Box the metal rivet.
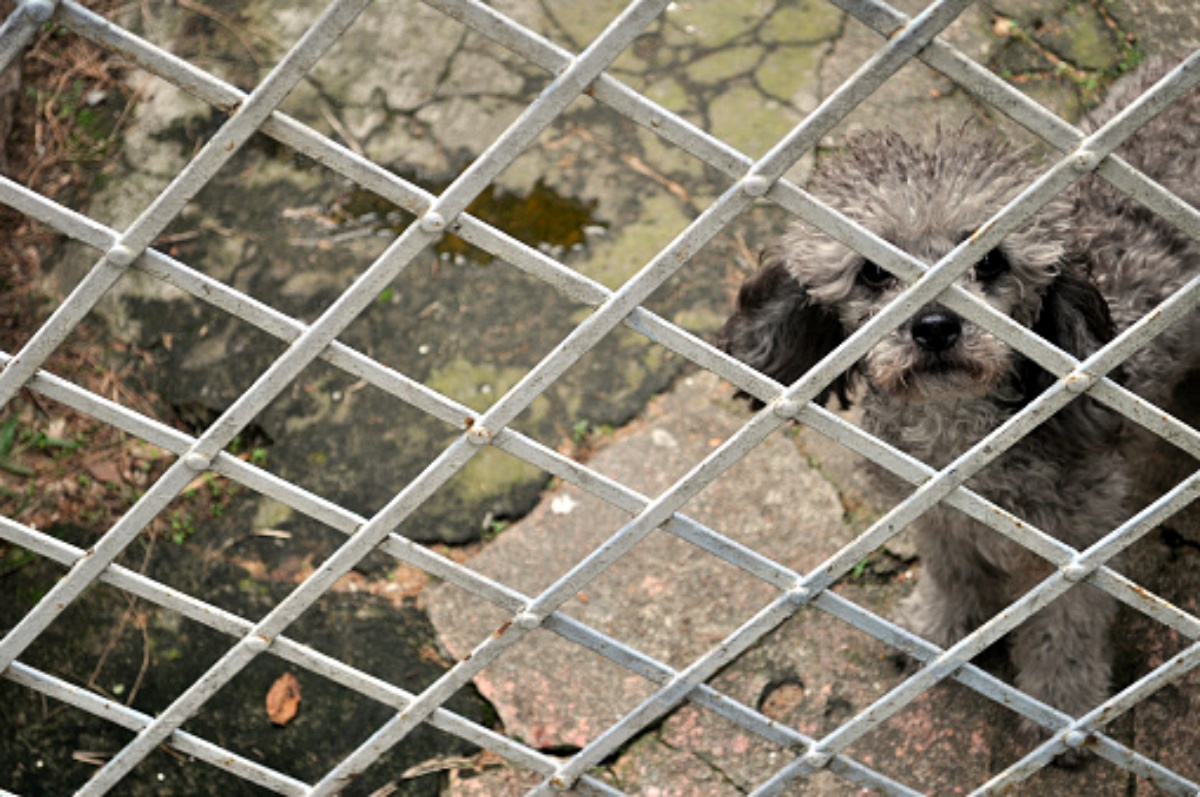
[21,0,56,23]
[1064,371,1095,394]
[514,611,541,630]
[1064,729,1087,748]
[106,244,137,267]
[1072,148,1102,173]
[787,584,814,605]
[802,747,832,769]
[466,426,491,446]
[245,635,271,653]
[741,175,771,197]
[1062,562,1089,582]
[184,452,210,471]
[419,211,446,233]
[772,397,801,419]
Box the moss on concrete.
[709,84,797,159]
[690,45,762,84]
[581,191,694,290]
[756,44,825,103]
[760,0,844,44]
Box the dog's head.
[720,128,1115,410]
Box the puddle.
[329,176,604,264]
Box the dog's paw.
[1017,720,1092,769]
[1052,746,1088,769]
[888,650,920,675]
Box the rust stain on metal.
[969,221,995,242]
[464,417,475,429]
[493,620,513,637]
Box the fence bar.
[3,0,1199,793]
[74,2,680,792]
[53,0,1200,465]
[755,467,1200,795]
[834,0,1200,245]
[3,663,312,796]
[0,0,375,679]
[973,640,1200,795]
[0,0,57,74]
[4,348,1176,792]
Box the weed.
[1,547,37,577]
[483,518,510,540]
[0,417,33,477]
[168,510,196,545]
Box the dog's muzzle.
[911,309,962,353]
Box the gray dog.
[720,64,1199,758]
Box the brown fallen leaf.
[86,458,124,485]
[266,671,302,726]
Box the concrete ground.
[425,373,1200,795]
[415,1,1200,794]
[5,0,1199,794]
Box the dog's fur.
[720,63,1200,751]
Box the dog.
[719,63,1200,760]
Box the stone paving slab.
[428,368,1200,795]
[425,372,853,752]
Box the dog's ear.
[1030,262,1116,361]
[1020,262,1122,450]
[718,245,852,409]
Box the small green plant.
[31,430,82,453]
[251,447,269,466]
[483,518,509,540]
[571,419,592,444]
[1,546,36,577]
[168,510,196,544]
[0,417,32,476]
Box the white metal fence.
[1,0,1199,794]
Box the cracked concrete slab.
[17,0,1200,793]
[425,371,854,752]
[429,371,1200,796]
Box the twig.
[318,96,365,157]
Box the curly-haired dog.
[720,64,1200,757]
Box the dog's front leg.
[1010,582,1117,763]
[901,520,1010,647]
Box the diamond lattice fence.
[2,0,1200,795]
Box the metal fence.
[1,0,1199,794]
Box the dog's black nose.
[911,311,962,352]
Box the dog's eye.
[974,249,1009,281]
[858,261,894,288]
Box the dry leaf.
[266,671,302,726]
[86,458,124,485]
[400,755,477,779]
